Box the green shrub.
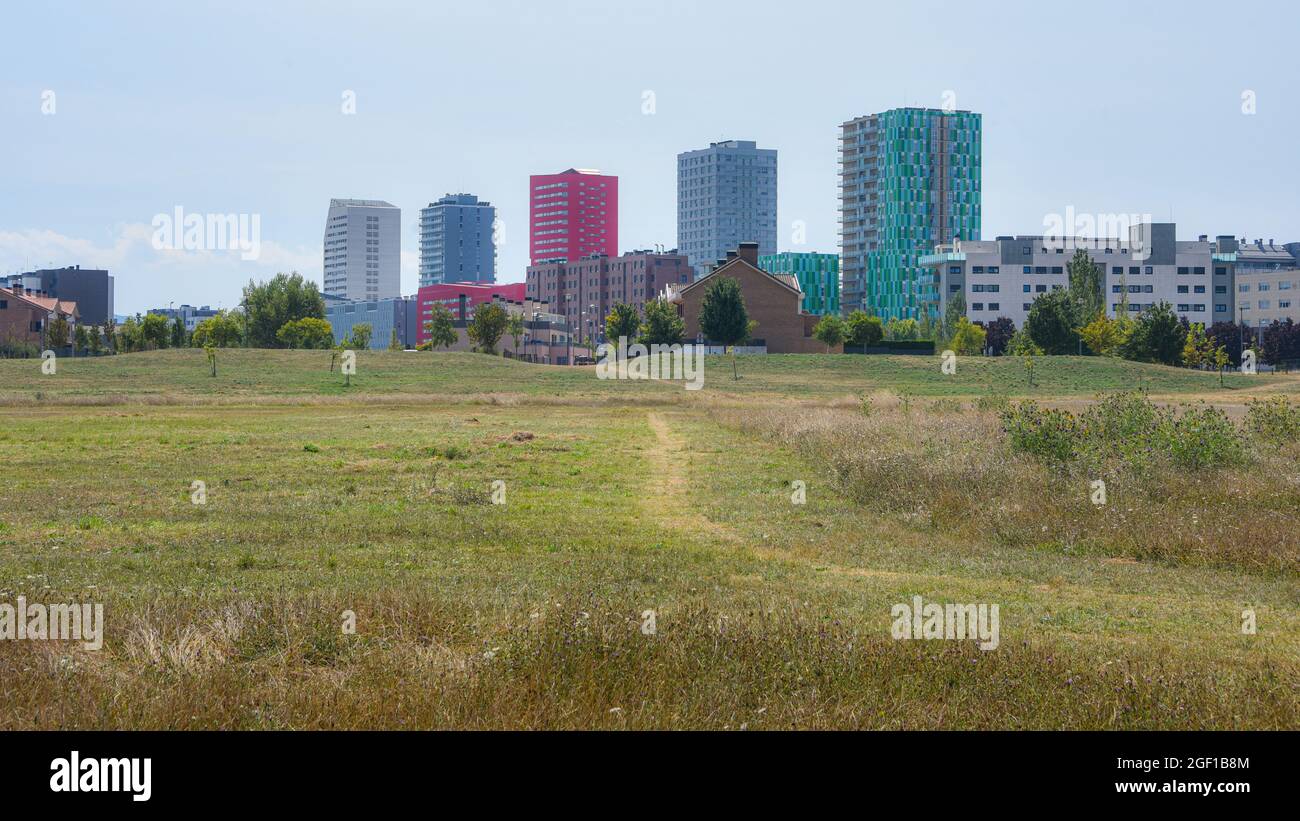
[1159,405,1248,469]
[1004,392,1249,471]
[1245,396,1300,443]
[1000,402,1077,464]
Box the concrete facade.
[677,140,777,278]
[922,223,1232,328]
[1216,236,1300,327]
[323,199,401,301]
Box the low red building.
[414,281,526,345]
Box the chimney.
[737,242,759,265]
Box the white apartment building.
[922,223,1233,328]
[323,198,401,301]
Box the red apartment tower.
[529,168,618,264]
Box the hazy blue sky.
[3,0,1297,315]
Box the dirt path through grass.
[644,412,741,544]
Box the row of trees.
[604,298,689,346]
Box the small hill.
[0,348,1292,405]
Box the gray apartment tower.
[677,140,777,279]
[419,193,497,286]
[323,199,401,301]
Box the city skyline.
[3,0,1298,315]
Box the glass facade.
[840,108,981,321]
[419,194,497,287]
[759,252,840,316]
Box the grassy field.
[2,348,1295,404]
[0,350,1296,729]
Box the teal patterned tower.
[839,108,981,321]
[759,251,840,316]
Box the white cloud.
[0,224,320,315]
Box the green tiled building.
[839,108,981,321]
[759,251,840,316]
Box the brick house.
[665,243,838,353]
[0,285,79,350]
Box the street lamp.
[1239,305,1246,362]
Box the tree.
[942,293,967,344]
[506,312,525,357]
[191,310,244,348]
[348,322,373,350]
[43,314,71,351]
[1007,327,1044,356]
[466,302,508,355]
[241,272,325,348]
[698,277,751,380]
[604,302,641,346]
[1120,302,1186,365]
[1182,322,1213,368]
[117,316,142,353]
[1067,249,1104,323]
[1259,319,1300,365]
[949,317,987,355]
[170,315,186,348]
[388,328,402,351]
[1207,321,1252,367]
[276,317,335,349]
[1213,343,1230,386]
[423,304,457,350]
[917,312,937,342]
[1079,313,1125,356]
[1024,289,1079,354]
[639,298,685,346]
[140,313,171,350]
[983,317,1015,356]
[885,317,920,341]
[845,310,884,348]
[87,325,103,356]
[74,324,89,356]
[812,315,846,352]
[204,344,217,377]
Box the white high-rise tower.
[323,198,401,301]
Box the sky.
[3,0,1298,316]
